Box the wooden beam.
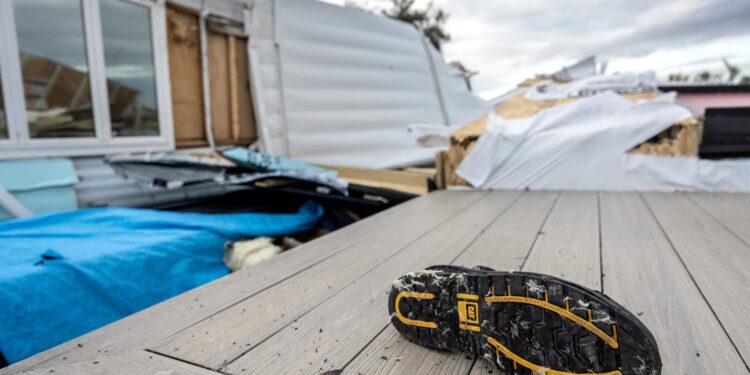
[228,35,240,141]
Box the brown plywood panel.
[208,33,256,146]
[208,31,231,143]
[166,5,206,147]
[234,37,257,143]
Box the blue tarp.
[222,148,336,175]
[0,203,323,363]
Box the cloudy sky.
[323,0,750,99]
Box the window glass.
[0,76,7,138]
[13,0,95,138]
[101,0,159,137]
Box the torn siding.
[251,0,490,167]
[73,157,239,209]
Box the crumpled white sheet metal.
[457,91,750,192]
[526,72,658,101]
[249,0,490,168]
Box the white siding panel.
[251,0,489,167]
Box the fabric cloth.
[0,203,322,363]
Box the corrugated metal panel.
[73,157,241,208]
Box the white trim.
[150,0,176,150]
[199,8,216,148]
[0,0,175,160]
[244,6,271,153]
[83,0,111,144]
[0,1,15,144]
[0,185,32,218]
[271,0,291,156]
[0,0,28,144]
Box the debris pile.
[433,72,750,192]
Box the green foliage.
[694,70,713,82]
[667,73,690,82]
[382,0,451,51]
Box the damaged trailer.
[0,0,488,212]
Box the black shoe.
[388,265,660,375]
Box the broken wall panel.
[167,4,207,148]
[251,0,489,167]
[208,32,257,146]
[167,3,256,148]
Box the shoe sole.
[388,268,661,375]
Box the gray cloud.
[328,0,750,97]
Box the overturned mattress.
[0,203,322,364]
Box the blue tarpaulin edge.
[0,202,323,363]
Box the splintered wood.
[436,92,703,188]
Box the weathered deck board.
[346,192,559,374]
[467,191,601,375]
[8,191,750,375]
[522,191,601,289]
[150,192,483,369]
[687,193,750,245]
[223,191,522,374]
[643,193,750,368]
[17,351,219,375]
[601,193,747,373]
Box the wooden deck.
[5,191,750,374]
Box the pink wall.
[673,92,750,114]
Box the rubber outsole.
[388,266,661,375]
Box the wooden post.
[228,35,240,141]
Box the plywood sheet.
[167,6,206,147]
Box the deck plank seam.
[447,191,526,265]
[518,191,562,271]
[463,357,479,375]
[339,323,391,372]
[143,349,228,374]
[597,193,604,293]
[638,192,750,373]
[149,235,373,349]
[685,193,750,251]
[466,191,563,374]
[214,192,491,371]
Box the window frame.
[0,0,174,159]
